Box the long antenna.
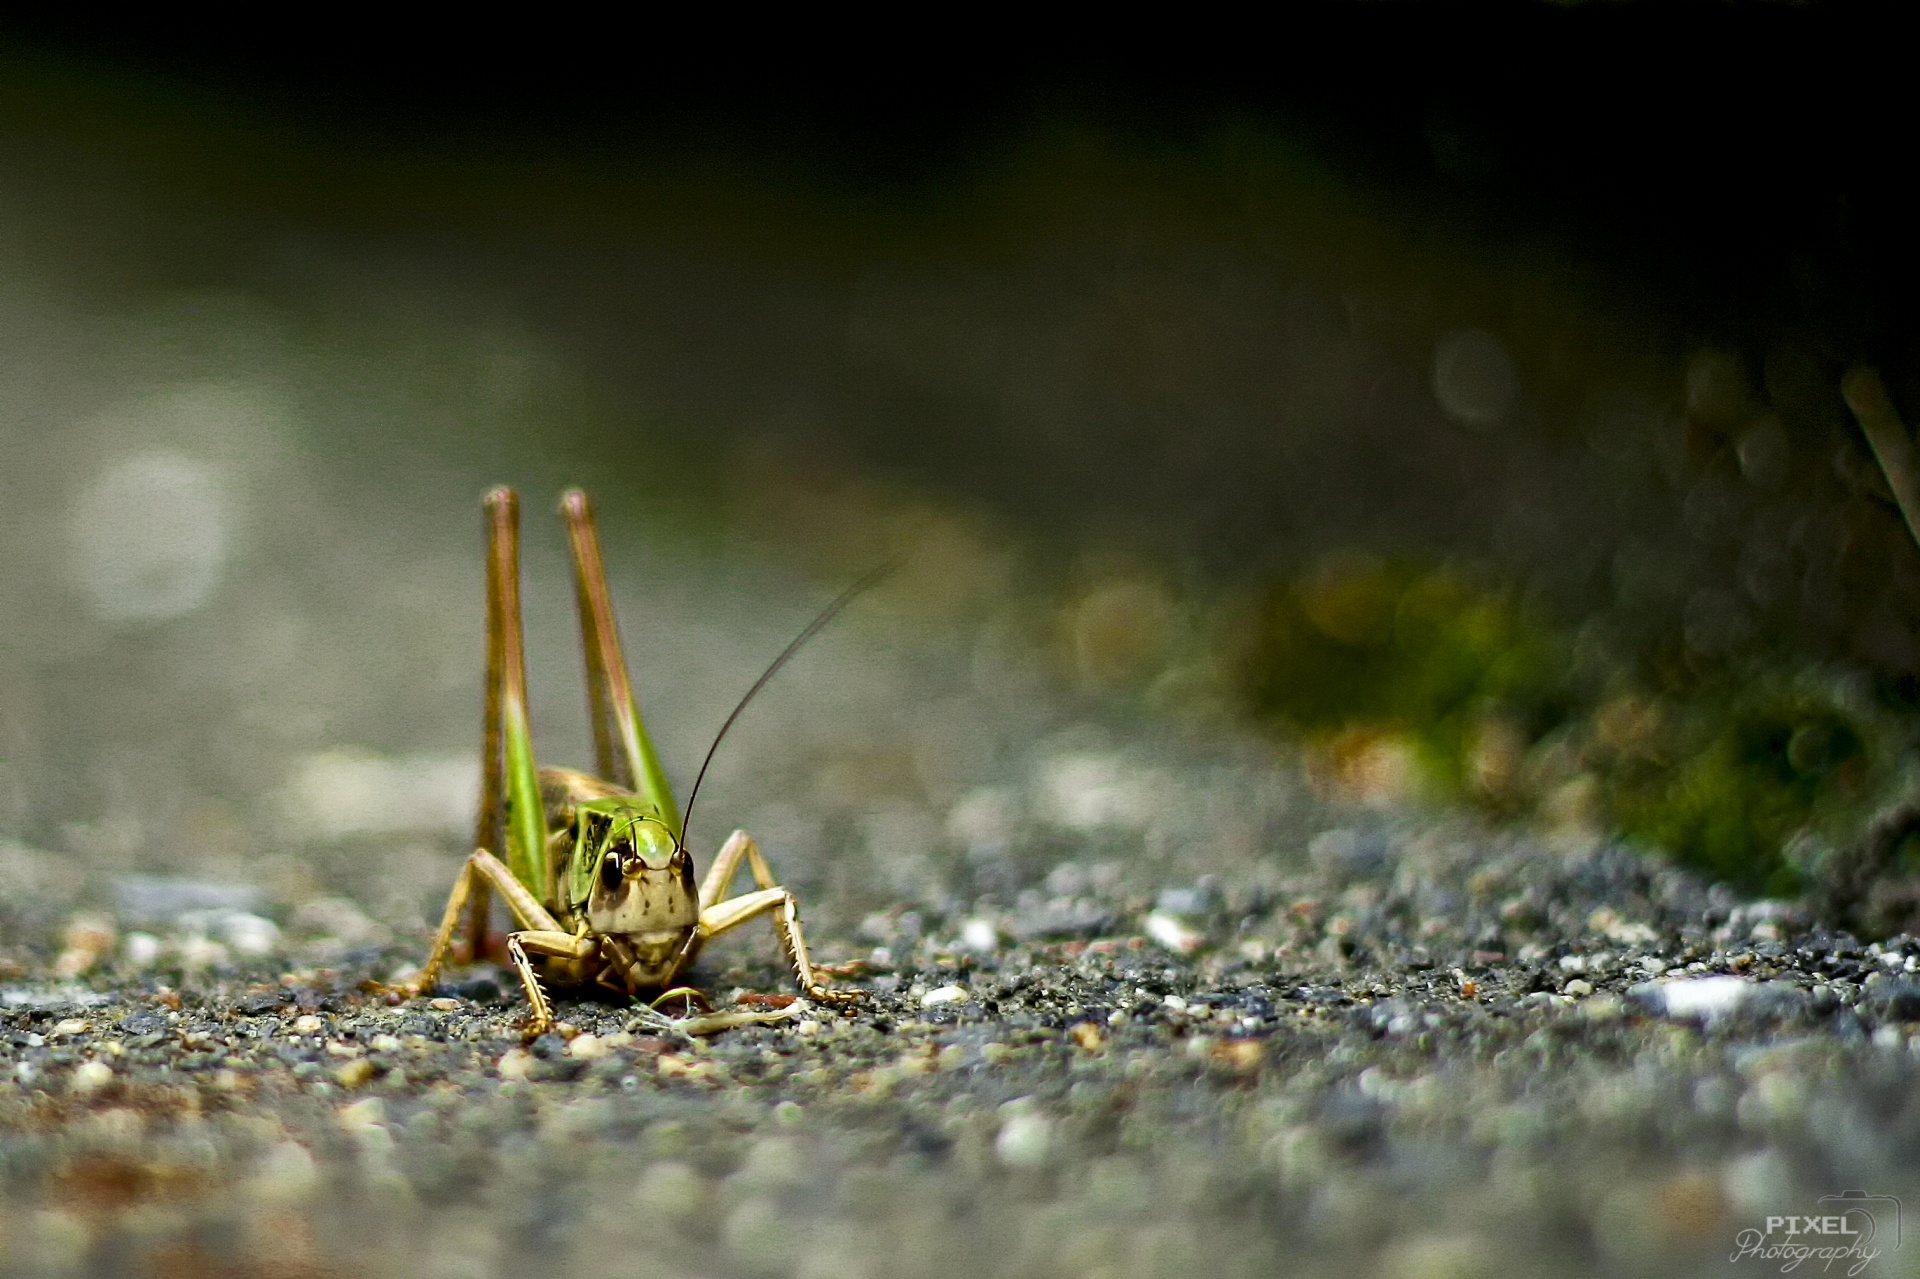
[678,560,897,852]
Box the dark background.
[10,2,1913,574]
[4,3,1918,909]
[11,3,1911,360]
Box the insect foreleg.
[406,849,569,998]
[698,828,779,907]
[697,831,860,1006]
[507,929,599,1037]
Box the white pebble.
[995,1112,1052,1169]
[71,1061,114,1093]
[291,1014,325,1035]
[219,912,281,957]
[1646,975,1751,1021]
[177,935,229,969]
[960,918,1000,953]
[123,933,163,968]
[566,1033,608,1060]
[497,1048,535,1081]
[920,984,968,1008]
[1145,911,1204,955]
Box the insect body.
[403,487,860,1033]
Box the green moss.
[1605,686,1876,895]
[1236,554,1569,797]
[1232,553,1899,894]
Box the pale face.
[580,813,700,982]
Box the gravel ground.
[8,808,1920,1279]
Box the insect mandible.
[400,487,868,1034]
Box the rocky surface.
[7,825,1920,1278]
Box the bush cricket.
[400,487,869,1034]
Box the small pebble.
[249,1143,320,1205]
[1564,979,1594,998]
[634,1161,705,1220]
[1209,1039,1265,1076]
[337,1097,387,1131]
[334,1058,377,1088]
[960,918,1000,953]
[1583,994,1625,1021]
[219,912,281,956]
[292,1015,326,1035]
[54,913,117,978]
[1646,975,1750,1020]
[497,1049,535,1081]
[995,1111,1052,1169]
[1145,911,1205,955]
[70,1061,114,1093]
[567,1033,608,1060]
[921,984,968,1008]
[178,936,231,969]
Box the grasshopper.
[402,487,864,1034]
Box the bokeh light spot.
[67,453,231,623]
[1431,329,1518,428]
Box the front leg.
[406,848,582,1033]
[508,929,598,1037]
[698,831,862,1005]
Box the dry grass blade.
[1845,365,1920,548]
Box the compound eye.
[599,852,623,892]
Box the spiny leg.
[698,830,861,1005]
[696,827,774,906]
[406,849,567,997]
[560,489,681,834]
[508,928,598,1037]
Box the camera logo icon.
[1818,1191,1902,1251]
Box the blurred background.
[4,4,1920,951]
